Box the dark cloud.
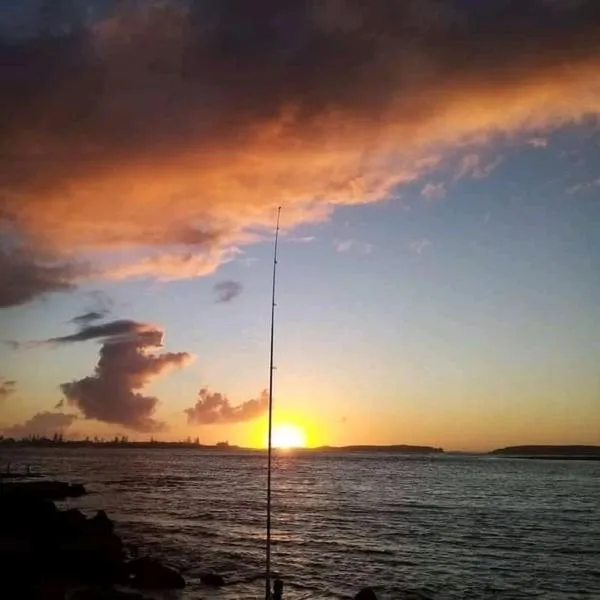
[214,280,243,303]
[0,1,599,290]
[49,319,157,345]
[69,290,113,325]
[1,411,77,438]
[0,247,82,308]
[70,310,108,326]
[60,321,193,431]
[185,388,269,425]
[0,377,16,401]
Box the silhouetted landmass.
[490,445,600,460]
[0,436,238,450]
[0,436,443,453]
[307,445,444,454]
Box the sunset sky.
[1,1,599,451]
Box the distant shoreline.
[489,445,600,460]
[0,439,444,454]
[2,441,599,459]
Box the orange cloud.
[185,388,269,425]
[1,1,600,302]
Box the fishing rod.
[265,206,282,600]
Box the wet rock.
[201,572,225,587]
[127,557,185,589]
[355,588,378,600]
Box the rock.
[1,481,87,501]
[58,531,125,584]
[0,497,57,534]
[201,572,225,587]
[355,588,378,600]
[127,557,185,589]
[273,578,284,600]
[70,483,87,497]
[70,588,148,600]
[61,509,87,534]
[87,510,114,536]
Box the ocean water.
[1,448,599,600]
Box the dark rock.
[273,578,284,600]
[61,508,87,534]
[355,588,378,600]
[1,481,86,501]
[201,572,225,587]
[0,497,57,533]
[127,557,185,589]
[58,529,125,584]
[70,483,87,497]
[88,510,114,535]
[70,588,148,600]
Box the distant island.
[0,435,443,454]
[304,445,443,454]
[490,445,600,460]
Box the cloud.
[1,1,600,301]
[213,280,243,303]
[70,291,113,326]
[335,240,354,253]
[421,183,447,201]
[49,319,158,345]
[290,235,316,243]
[70,310,108,326]
[185,388,269,425]
[528,137,549,148]
[455,154,503,180]
[103,245,240,281]
[0,377,16,401]
[334,239,373,254]
[409,239,432,255]
[1,412,77,439]
[0,247,83,308]
[59,320,194,431]
[566,177,600,194]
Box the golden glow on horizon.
[268,423,307,449]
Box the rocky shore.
[0,479,193,600]
[1,478,380,600]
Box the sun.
[270,424,307,449]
